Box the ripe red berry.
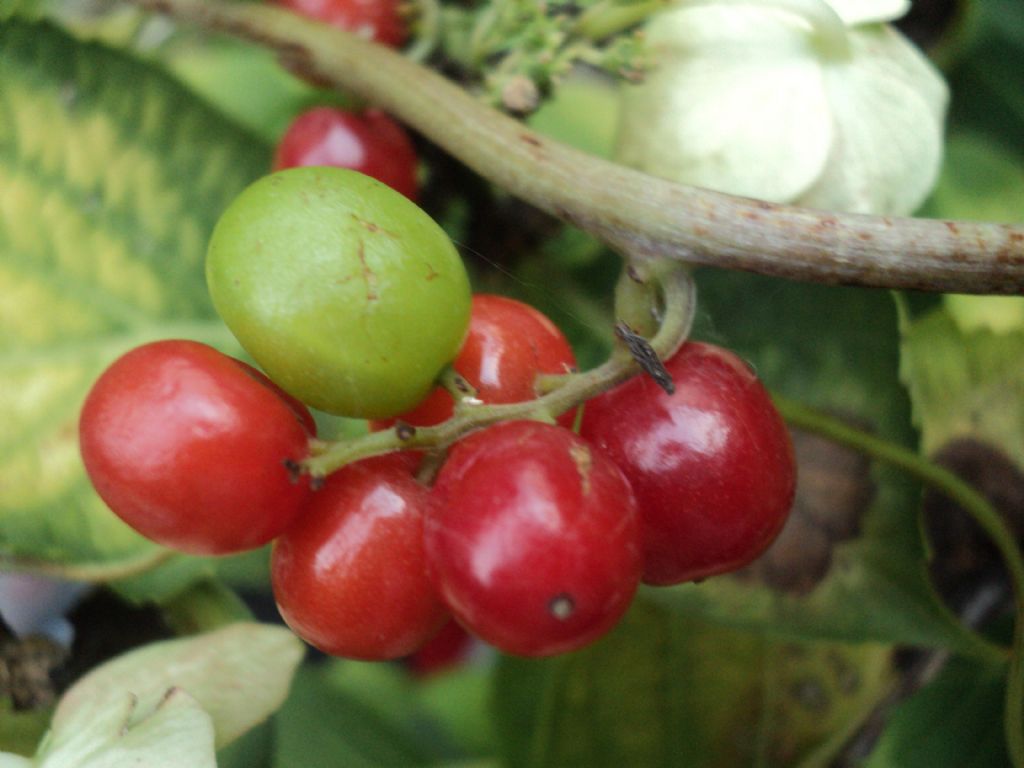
[274,0,407,48]
[377,294,577,430]
[272,107,419,201]
[79,340,314,555]
[580,342,796,585]
[271,455,448,660]
[232,359,318,436]
[426,421,641,657]
[405,619,478,677]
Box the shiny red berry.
[274,0,407,48]
[272,456,448,660]
[405,619,478,677]
[272,107,418,201]
[426,421,641,657]
[580,342,796,585]
[377,294,577,430]
[79,340,314,555]
[232,359,318,436]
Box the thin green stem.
[467,0,502,66]
[534,371,575,395]
[614,261,665,338]
[161,579,255,635]
[573,0,666,40]
[405,0,442,61]
[777,396,1024,767]
[124,0,1024,294]
[303,264,696,476]
[0,547,178,583]
[438,364,479,403]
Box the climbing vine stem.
[125,0,1024,294]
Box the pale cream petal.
[825,0,911,25]
[617,5,833,202]
[798,24,948,215]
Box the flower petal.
[825,0,911,25]
[798,24,948,215]
[616,5,833,202]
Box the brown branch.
[133,0,1023,294]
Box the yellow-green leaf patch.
[0,21,267,584]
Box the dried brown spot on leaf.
[924,437,1024,616]
[742,423,875,595]
[1,633,68,710]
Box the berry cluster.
[78,101,796,661]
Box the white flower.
[615,0,948,215]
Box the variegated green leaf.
[495,601,894,768]
[45,623,302,755]
[40,689,217,768]
[0,21,268,580]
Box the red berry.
[273,107,419,201]
[426,421,641,657]
[580,342,796,585]
[79,340,314,555]
[271,456,448,660]
[232,359,318,436]
[376,294,577,430]
[274,0,407,48]
[405,619,478,677]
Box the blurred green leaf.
[0,702,49,757]
[647,273,986,655]
[158,579,254,636]
[47,623,302,754]
[944,294,1024,335]
[946,0,1024,144]
[161,37,339,145]
[414,664,496,758]
[0,1,41,20]
[273,661,476,768]
[865,656,1009,768]
[32,0,147,49]
[527,73,620,160]
[109,555,216,605]
[0,21,268,597]
[217,721,274,768]
[901,308,1024,464]
[898,299,1024,766]
[920,132,1024,224]
[213,547,273,592]
[494,601,893,768]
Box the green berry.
[206,167,471,419]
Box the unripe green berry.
[206,167,471,419]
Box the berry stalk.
[302,263,696,477]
